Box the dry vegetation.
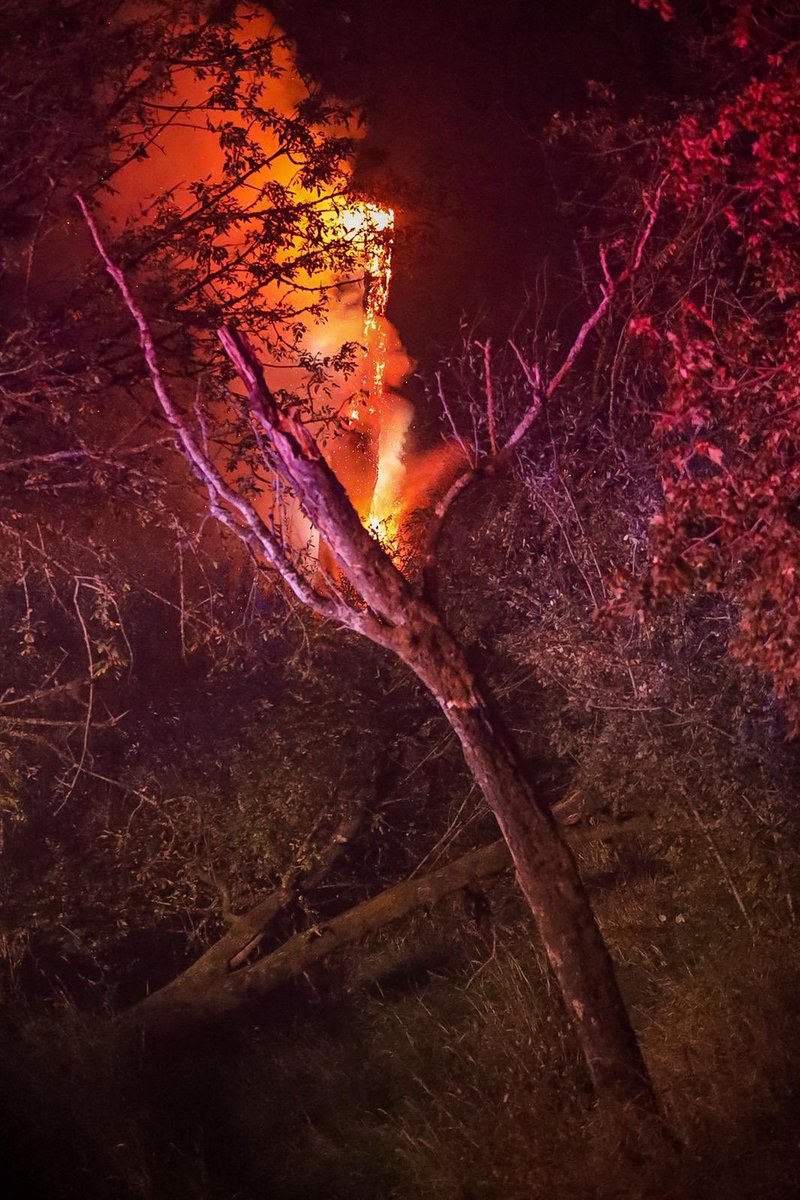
[2,793,799,1199]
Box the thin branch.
[76,194,344,625]
[505,340,543,451]
[477,338,498,456]
[0,441,171,475]
[436,370,475,469]
[682,794,753,931]
[53,581,95,812]
[424,179,667,589]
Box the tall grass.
[2,800,799,1199]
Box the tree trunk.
[74,228,658,1115]
[391,599,656,1112]
[210,324,658,1115]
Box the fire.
[341,200,394,396]
[102,4,419,564]
[334,201,413,551]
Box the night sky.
[273,0,683,355]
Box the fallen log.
[124,805,365,1030]
[124,810,661,1039]
[126,840,512,1036]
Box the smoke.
[103,3,418,540]
[101,2,456,556]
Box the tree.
[3,0,691,1120]
[0,0,365,811]
[5,0,799,1167]
[78,186,663,1114]
[582,6,800,734]
[538,2,800,736]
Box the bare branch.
[476,338,498,456]
[505,340,543,451]
[436,370,476,469]
[0,441,170,475]
[424,179,667,585]
[75,194,344,624]
[0,678,82,709]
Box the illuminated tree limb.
[76,194,347,627]
[81,198,659,1115]
[422,178,667,599]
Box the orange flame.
[101,5,460,571]
[336,203,413,549]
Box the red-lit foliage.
[636,33,800,726]
[631,0,675,21]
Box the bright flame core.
[337,202,411,552]
[335,200,395,394]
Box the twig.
[53,581,95,812]
[436,370,476,469]
[476,339,498,456]
[682,794,753,931]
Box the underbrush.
[2,803,799,1200]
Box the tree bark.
[388,600,656,1111]
[215,327,658,1114]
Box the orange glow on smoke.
[103,4,456,566]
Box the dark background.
[271,0,687,355]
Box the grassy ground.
[2,800,799,1199]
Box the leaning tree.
[3,0,674,1117]
[78,173,666,1113]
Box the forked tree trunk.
[389,599,655,1111]
[76,207,658,1118]
[212,328,657,1113]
